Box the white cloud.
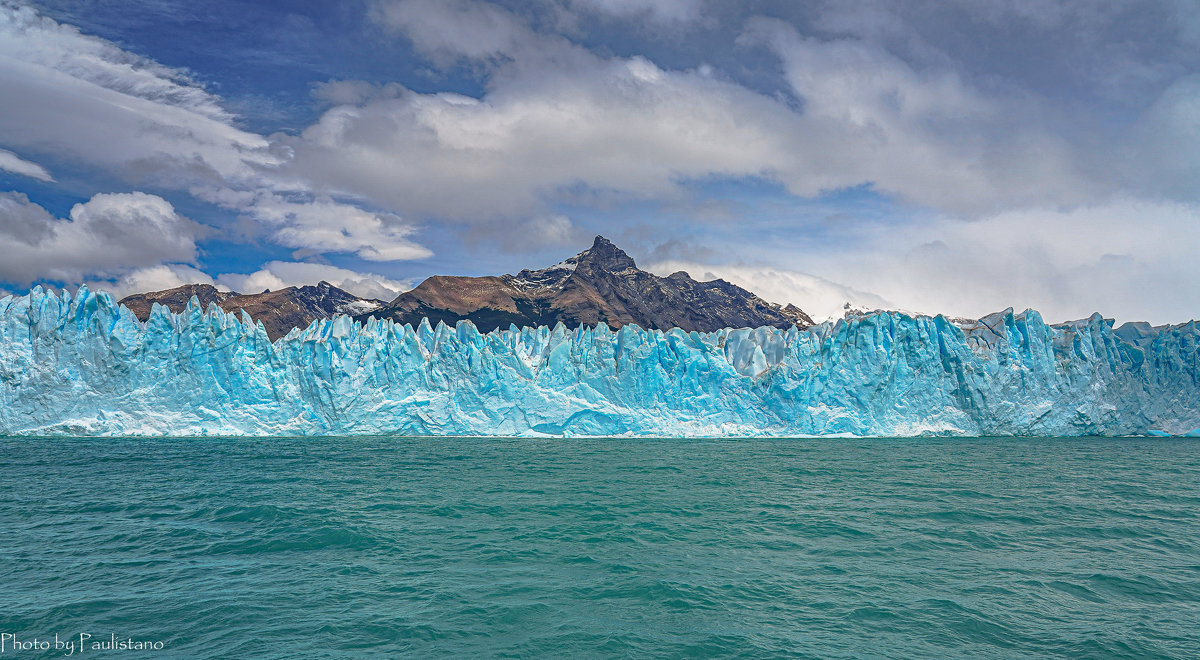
[522,214,578,246]
[0,4,432,263]
[81,261,410,303]
[478,213,583,252]
[283,56,806,220]
[652,197,1200,325]
[94,264,220,300]
[217,261,411,301]
[236,193,432,261]
[571,0,703,24]
[298,1,1111,224]
[0,190,55,244]
[0,191,203,284]
[781,199,1200,325]
[744,18,1099,215]
[354,1,1200,221]
[0,4,275,188]
[645,260,895,322]
[0,148,52,181]
[311,79,405,107]
[371,0,533,63]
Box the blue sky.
[1,0,1198,322]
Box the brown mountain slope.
[119,281,382,340]
[119,284,237,321]
[361,236,814,332]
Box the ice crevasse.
[1,286,1198,437]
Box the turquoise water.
[1,437,1199,658]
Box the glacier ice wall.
[1,286,1198,437]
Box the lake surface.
[1,436,1198,658]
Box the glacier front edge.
[1,286,1198,437]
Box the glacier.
[1,285,1198,437]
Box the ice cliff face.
[2,286,1198,437]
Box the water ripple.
[1,436,1198,658]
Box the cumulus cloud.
[0,191,204,284]
[237,193,432,261]
[282,55,807,220]
[217,261,411,301]
[95,264,221,300]
[0,148,52,181]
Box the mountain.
[120,281,382,340]
[363,236,814,332]
[118,237,813,337]
[118,283,238,318]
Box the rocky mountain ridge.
[364,236,815,332]
[118,236,817,338]
[120,281,382,340]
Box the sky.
[0,0,1197,323]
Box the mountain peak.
[578,234,636,271]
[370,235,814,332]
